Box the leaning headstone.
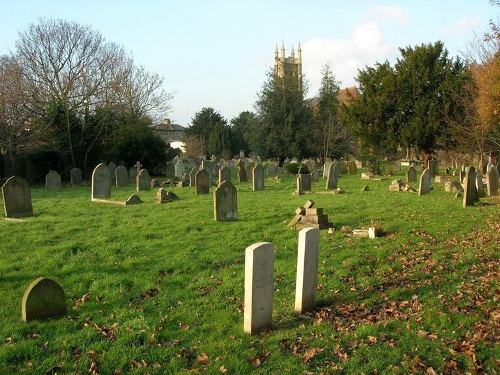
[463,166,479,207]
[244,242,274,334]
[22,277,66,322]
[92,163,111,200]
[295,227,320,314]
[348,161,357,175]
[213,181,237,221]
[115,165,129,187]
[237,161,248,183]
[218,165,231,186]
[136,169,151,192]
[195,169,210,195]
[2,176,33,218]
[108,162,117,185]
[406,166,417,183]
[326,162,338,190]
[487,165,499,196]
[252,164,264,191]
[418,169,431,196]
[70,167,83,185]
[45,170,61,191]
[156,188,179,204]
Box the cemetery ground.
[1,168,500,374]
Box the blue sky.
[0,0,497,126]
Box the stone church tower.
[274,42,302,90]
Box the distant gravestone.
[125,194,143,205]
[428,160,438,177]
[165,162,175,178]
[326,162,338,190]
[487,165,499,196]
[295,228,319,314]
[463,166,479,207]
[246,163,255,181]
[175,159,185,179]
[22,277,66,322]
[2,176,33,218]
[323,160,332,179]
[45,170,61,191]
[407,166,417,183]
[70,168,83,185]
[244,242,274,334]
[348,161,357,175]
[136,169,151,192]
[213,181,237,221]
[476,172,486,198]
[115,166,129,187]
[156,188,178,204]
[311,169,320,183]
[189,165,199,187]
[267,162,278,177]
[133,161,142,177]
[395,160,402,172]
[108,162,117,184]
[298,174,312,192]
[418,169,431,196]
[338,161,348,175]
[92,163,111,200]
[218,165,231,185]
[195,169,210,195]
[252,164,264,191]
[238,162,248,183]
[129,166,137,180]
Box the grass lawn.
[1,167,499,374]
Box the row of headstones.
[19,227,320,334]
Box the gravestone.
[237,161,248,183]
[338,161,348,175]
[418,169,431,196]
[325,162,338,190]
[295,227,319,314]
[348,161,357,175]
[22,277,66,322]
[115,165,129,187]
[298,174,312,192]
[244,242,274,334]
[395,160,402,172]
[311,169,320,183]
[195,169,210,195]
[189,165,199,187]
[463,166,479,207]
[91,163,111,200]
[252,164,264,191]
[165,162,175,178]
[108,162,117,184]
[45,170,61,191]
[2,176,33,218]
[487,165,499,196]
[129,166,137,180]
[267,162,278,177]
[428,160,438,177]
[476,172,485,198]
[175,159,185,179]
[407,166,417,183]
[156,188,178,204]
[136,169,151,192]
[218,166,231,185]
[69,167,82,185]
[246,163,255,181]
[213,181,237,221]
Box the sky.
[0,0,497,127]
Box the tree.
[254,69,313,164]
[342,61,399,167]
[230,111,260,156]
[183,107,227,156]
[207,124,232,159]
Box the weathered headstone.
[428,160,438,177]
[92,163,111,200]
[418,169,431,196]
[237,161,248,183]
[325,162,338,190]
[213,181,237,221]
[348,161,357,175]
[175,159,185,179]
[298,174,312,192]
[136,169,151,192]
[295,227,319,314]
[195,169,210,195]
[218,165,231,185]
[311,169,320,183]
[463,166,479,207]
[69,167,82,185]
[244,242,274,334]
[115,165,129,187]
[45,170,61,191]
[156,188,178,204]
[189,165,199,187]
[125,194,143,205]
[407,166,417,183]
[165,162,175,178]
[267,162,278,177]
[22,277,66,322]
[476,172,485,198]
[252,164,264,191]
[2,176,33,218]
[487,165,499,196]
[246,163,255,181]
[395,160,402,172]
[129,166,137,180]
[108,162,117,184]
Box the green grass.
[1,168,500,374]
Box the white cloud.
[302,22,396,96]
[363,5,411,23]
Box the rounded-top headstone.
[22,277,66,322]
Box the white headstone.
[295,228,319,314]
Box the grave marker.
[237,161,248,183]
[252,164,264,191]
[213,181,237,221]
[2,176,33,218]
[45,170,61,191]
[115,165,129,187]
[487,165,499,196]
[136,169,151,192]
[218,165,231,185]
[108,162,117,184]
[418,169,431,196]
[463,166,479,207]
[22,277,66,322]
[244,242,274,334]
[196,169,210,195]
[325,162,338,190]
[295,228,320,314]
[70,167,82,185]
[407,166,417,183]
[91,163,111,200]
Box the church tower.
[274,42,302,90]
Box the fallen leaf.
[130,359,141,368]
[4,337,12,344]
[247,356,261,368]
[426,367,437,375]
[198,353,210,365]
[219,365,228,373]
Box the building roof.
[305,86,360,107]
[153,119,185,132]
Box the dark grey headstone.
[196,169,210,195]
[463,166,479,207]
[326,162,338,190]
[407,166,417,183]
[125,194,143,205]
[238,161,248,183]
[2,176,33,218]
[108,162,117,184]
[22,277,66,322]
[70,168,83,185]
[45,170,61,191]
[218,166,231,185]
[418,169,431,196]
[298,174,312,192]
[213,181,237,221]
[136,169,151,192]
[115,166,129,187]
[487,166,498,196]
